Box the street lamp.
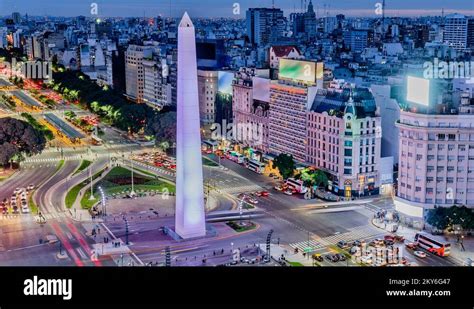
[88,164,95,201]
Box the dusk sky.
[1,0,473,18]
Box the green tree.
[273,154,295,180]
[426,206,474,231]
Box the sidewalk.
[371,218,473,264]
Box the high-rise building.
[467,18,474,50]
[125,44,153,103]
[307,88,381,198]
[12,12,21,24]
[246,8,285,46]
[344,30,369,53]
[175,12,206,239]
[443,13,468,52]
[197,69,218,125]
[268,59,320,162]
[232,67,271,154]
[290,0,317,39]
[143,55,172,109]
[0,28,7,49]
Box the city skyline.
[1,0,473,18]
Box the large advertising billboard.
[218,71,234,95]
[407,76,430,106]
[279,59,318,83]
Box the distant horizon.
[1,0,473,18]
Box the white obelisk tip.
[179,12,193,28]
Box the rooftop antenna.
[382,0,386,25]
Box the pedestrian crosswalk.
[289,239,326,252]
[217,184,262,194]
[289,225,386,251]
[321,225,385,245]
[133,161,175,177]
[41,212,67,220]
[24,153,111,163]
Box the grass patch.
[65,166,107,209]
[21,113,54,140]
[226,221,256,233]
[56,159,64,172]
[73,160,92,175]
[79,166,176,210]
[28,191,38,214]
[203,157,219,167]
[288,261,304,267]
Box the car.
[360,256,373,264]
[21,206,29,214]
[12,206,19,214]
[394,235,405,242]
[274,185,284,191]
[245,197,258,204]
[240,257,249,263]
[352,240,362,247]
[384,235,395,241]
[255,191,269,197]
[283,189,293,196]
[384,239,395,246]
[336,253,347,261]
[312,254,323,262]
[405,242,417,250]
[325,254,333,261]
[401,257,408,265]
[349,246,359,255]
[414,251,427,258]
[337,240,349,249]
[330,254,340,262]
[2,207,7,215]
[27,184,35,191]
[13,188,21,194]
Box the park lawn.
[65,166,108,209]
[202,157,219,167]
[226,221,257,233]
[79,166,176,210]
[288,261,304,267]
[73,160,92,175]
[28,191,38,214]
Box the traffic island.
[56,252,68,260]
[226,220,257,233]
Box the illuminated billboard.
[218,71,234,95]
[279,59,318,83]
[407,76,430,106]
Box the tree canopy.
[425,205,474,231]
[273,153,295,180]
[0,117,46,166]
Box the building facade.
[197,69,218,125]
[125,44,152,103]
[395,104,474,223]
[307,88,382,198]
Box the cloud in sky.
[1,0,473,17]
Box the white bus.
[247,159,265,174]
[285,178,308,194]
[227,151,245,164]
[414,232,451,257]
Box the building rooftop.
[310,88,377,118]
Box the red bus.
[414,232,451,257]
